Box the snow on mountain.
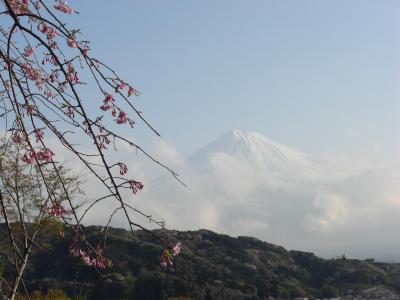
[189,129,319,177]
[130,129,400,261]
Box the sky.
[2,1,397,261]
[52,1,400,260]
[70,0,400,163]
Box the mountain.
[189,129,319,176]
[138,129,400,262]
[2,224,400,299]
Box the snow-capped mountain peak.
[189,129,318,174]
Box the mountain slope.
[189,129,319,175]
[139,130,400,262]
[1,225,400,299]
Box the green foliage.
[0,141,84,224]
[322,285,340,298]
[1,226,400,299]
[133,272,164,300]
[17,288,72,300]
[88,273,134,300]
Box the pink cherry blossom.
[68,236,81,257]
[23,63,44,88]
[67,63,74,74]
[46,27,57,40]
[159,243,181,268]
[35,78,44,89]
[172,242,182,256]
[81,254,92,266]
[23,46,34,58]
[119,163,128,175]
[51,56,59,65]
[67,38,77,48]
[66,66,76,82]
[21,150,36,164]
[36,149,54,162]
[104,94,114,103]
[69,243,112,269]
[45,90,55,98]
[91,247,113,269]
[129,180,143,194]
[128,86,137,97]
[1,0,173,278]
[160,249,173,267]
[65,106,75,118]
[117,82,127,90]
[11,132,24,144]
[97,257,112,269]
[25,105,33,116]
[47,203,66,218]
[54,1,73,14]
[39,23,48,34]
[9,0,26,14]
[116,111,128,124]
[101,94,115,111]
[160,260,168,268]
[100,103,111,111]
[35,129,43,142]
[67,70,79,84]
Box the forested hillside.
[1,224,400,299]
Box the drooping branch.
[0,1,183,298]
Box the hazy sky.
[70,1,400,162]
[38,1,400,260]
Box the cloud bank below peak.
[91,129,400,261]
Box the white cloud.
[132,139,400,261]
[304,192,350,233]
[50,134,400,261]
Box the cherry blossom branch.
[0,1,183,298]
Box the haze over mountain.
[83,129,400,262]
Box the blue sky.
[72,0,399,161]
